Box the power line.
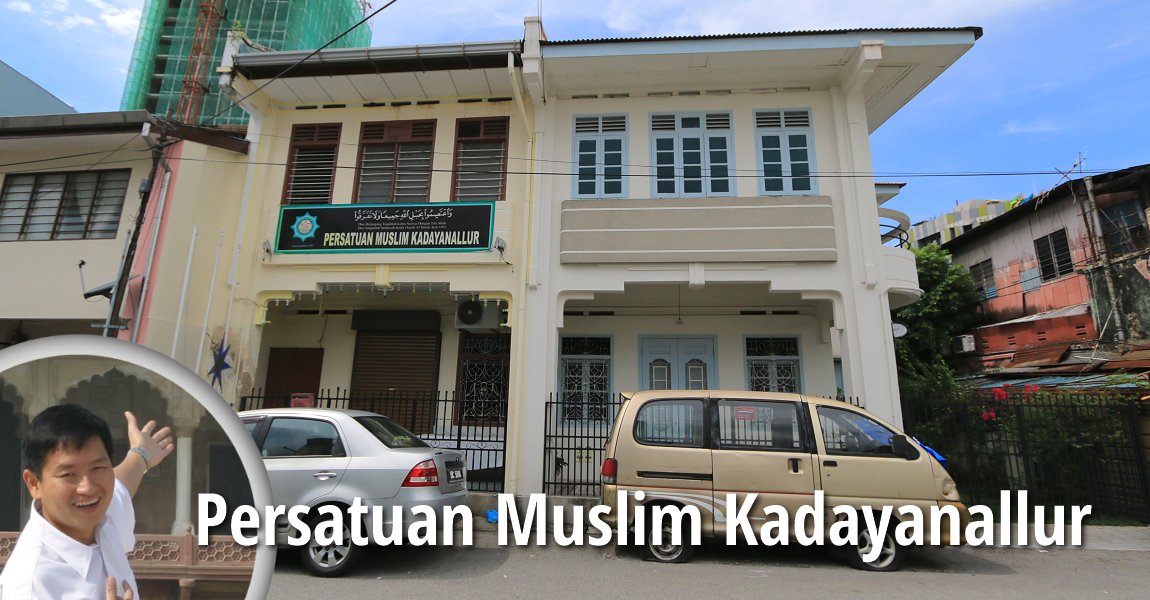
[200,0,404,127]
[1,150,1128,181]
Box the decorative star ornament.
[209,341,232,390]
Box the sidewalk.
[1080,525,1150,551]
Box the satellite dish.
[892,323,908,338]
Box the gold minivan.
[600,391,966,571]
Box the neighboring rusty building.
[943,164,1150,372]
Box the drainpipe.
[217,31,266,398]
[1085,177,1127,344]
[508,50,536,284]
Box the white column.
[170,432,194,534]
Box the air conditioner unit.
[953,334,976,354]
[454,299,502,330]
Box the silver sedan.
[239,408,468,576]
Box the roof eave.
[233,40,523,81]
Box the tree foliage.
[893,244,981,394]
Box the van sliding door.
[711,399,817,540]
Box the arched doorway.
[63,369,174,533]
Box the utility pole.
[103,125,171,337]
[1084,176,1128,344]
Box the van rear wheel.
[641,514,695,563]
[847,526,905,572]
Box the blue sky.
[2,0,1148,224]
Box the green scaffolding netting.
[121,0,373,127]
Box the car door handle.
[823,460,838,468]
[787,458,802,473]
[312,472,338,480]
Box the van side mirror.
[891,435,920,460]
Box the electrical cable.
[3,151,1126,180]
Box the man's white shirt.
[0,479,138,599]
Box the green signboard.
[275,202,495,254]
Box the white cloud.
[371,0,1072,46]
[49,14,97,30]
[6,1,33,14]
[562,0,1063,36]
[1002,119,1063,134]
[26,0,139,36]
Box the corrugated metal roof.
[1007,344,1071,368]
[963,373,1146,389]
[976,303,1090,329]
[542,26,983,45]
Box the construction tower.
[121,0,372,127]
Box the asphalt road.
[266,531,1149,599]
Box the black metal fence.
[240,389,506,492]
[542,393,625,497]
[904,387,1150,522]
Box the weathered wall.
[1086,249,1150,342]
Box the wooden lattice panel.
[197,540,256,563]
[0,534,18,561]
[128,538,182,562]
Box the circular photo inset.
[0,336,273,599]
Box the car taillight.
[601,458,617,484]
[403,459,439,487]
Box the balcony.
[559,196,837,264]
[878,207,921,308]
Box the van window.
[717,400,801,450]
[817,406,896,455]
[634,399,705,447]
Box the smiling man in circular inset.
[0,404,173,599]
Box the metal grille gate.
[542,393,625,497]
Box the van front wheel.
[847,526,905,572]
[642,516,695,563]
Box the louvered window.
[356,120,435,203]
[573,115,627,198]
[649,112,733,197]
[452,117,509,202]
[283,123,340,204]
[1034,228,1074,281]
[0,169,130,241]
[755,109,816,194]
[969,258,997,299]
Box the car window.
[261,417,345,458]
[354,416,429,448]
[634,399,705,447]
[717,399,801,450]
[242,418,260,436]
[817,406,896,455]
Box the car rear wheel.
[300,509,363,577]
[641,509,695,563]
[847,525,905,572]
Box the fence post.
[1014,400,1035,492]
[1127,399,1150,521]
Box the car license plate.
[448,468,464,482]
